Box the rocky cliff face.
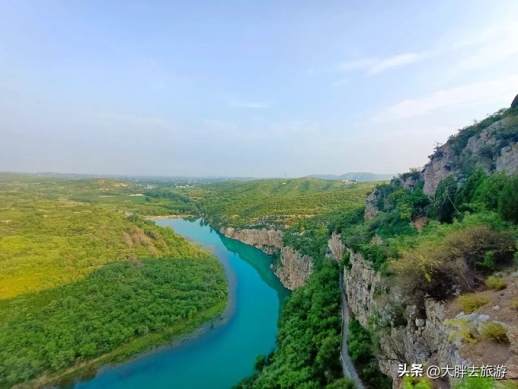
[341,98,518,386]
[219,226,313,289]
[343,250,382,326]
[364,191,381,221]
[422,109,518,195]
[362,99,518,207]
[422,143,457,196]
[327,232,346,261]
[275,246,313,290]
[219,227,283,254]
[343,251,466,386]
[497,143,518,173]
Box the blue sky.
[1,0,517,177]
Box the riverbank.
[17,301,227,389]
[144,214,195,220]
[69,218,287,389]
[6,216,229,389]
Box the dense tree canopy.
[238,262,345,389]
[0,176,227,387]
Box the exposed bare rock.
[219,227,283,254]
[511,94,518,109]
[343,250,466,385]
[497,143,518,175]
[447,272,518,380]
[219,226,312,289]
[364,190,381,220]
[422,143,456,196]
[422,113,518,196]
[412,216,428,231]
[275,246,313,290]
[328,232,346,261]
[395,171,421,190]
[343,250,381,327]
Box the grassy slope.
[194,178,376,229]
[0,177,206,298]
[0,176,227,387]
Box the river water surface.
[74,218,288,389]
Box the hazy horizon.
[0,169,395,180]
[2,1,518,177]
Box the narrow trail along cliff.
[220,225,366,385]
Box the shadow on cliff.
[218,233,290,304]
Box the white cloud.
[452,23,518,72]
[339,51,430,76]
[337,12,518,80]
[368,52,429,74]
[374,74,518,122]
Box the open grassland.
[0,175,227,387]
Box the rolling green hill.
[192,178,376,229]
[0,177,227,387]
[238,101,518,389]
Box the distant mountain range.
[307,172,394,182]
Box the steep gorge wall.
[328,232,346,262]
[328,229,472,385]
[343,251,466,386]
[275,246,313,290]
[342,98,518,386]
[219,227,313,290]
[219,227,283,254]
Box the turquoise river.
[73,218,289,389]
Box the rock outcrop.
[395,171,421,190]
[422,143,457,195]
[364,190,381,221]
[497,143,518,174]
[219,226,312,289]
[343,97,518,386]
[219,227,283,254]
[343,251,466,386]
[275,246,313,290]
[343,250,381,327]
[362,97,518,204]
[327,232,346,261]
[422,108,518,195]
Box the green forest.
[0,259,226,387]
[0,176,227,387]
[1,99,517,389]
[190,178,375,229]
[236,105,518,389]
[0,174,377,387]
[238,261,346,389]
